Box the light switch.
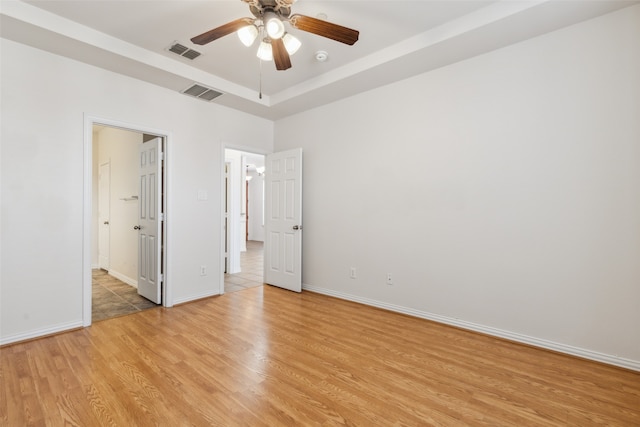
[197,190,208,201]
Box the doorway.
[84,117,169,326]
[223,149,265,293]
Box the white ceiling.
[1,0,638,120]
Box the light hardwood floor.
[1,285,638,426]
[92,237,264,321]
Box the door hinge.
[159,273,163,283]
[159,151,164,161]
[160,212,164,221]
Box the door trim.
[83,114,172,327]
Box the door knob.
[133,225,141,230]
[103,221,109,225]
[292,225,302,230]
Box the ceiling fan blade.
[289,14,359,45]
[271,38,292,71]
[191,18,254,45]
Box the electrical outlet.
[350,267,357,279]
[386,273,393,285]
[200,265,207,276]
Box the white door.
[264,148,302,292]
[98,161,110,270]
[137,137,162,303]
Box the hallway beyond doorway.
[224,240,264,293]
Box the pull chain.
[259,58,263,99]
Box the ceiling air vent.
[182,84,223,102]
[167,42,201,60]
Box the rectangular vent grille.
[168,43,188,55]
[168,42,201,60]
[182,49,201,60]
[182,84,223,102]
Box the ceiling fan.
[191,0,359,71]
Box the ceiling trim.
[0,0,265,103]
[2,0,638,120]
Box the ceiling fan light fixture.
[237,24,258,47]
[190,1,359,72]
[264,11,285,39]
[256,40,273,61]
[283,33,301,56]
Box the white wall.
[274,5,640,369]
[94,126,141,285]
[0,39,273,343]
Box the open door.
[264,148,302,292]
[137,137,162,303]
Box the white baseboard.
[172,290,220,306]
[0,320,83,346]
[108,269,137,288]
[302,284,640,372]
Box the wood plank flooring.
[93,238,263,322]
[1,285,639,426]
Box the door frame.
[220,144,268,294]
[83,114,172,327]
[224,161,231,274]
